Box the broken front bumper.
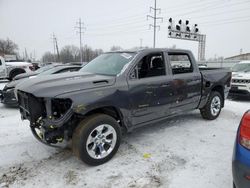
[17,90,75,144]
[0,88,18,106]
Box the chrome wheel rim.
[210,96,221,116]
[86,124,117,159]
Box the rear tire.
[72,114,121,166]
[200,91,222,120]
[8,69,25,80]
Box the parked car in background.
[233,110,250,188]
[16,48,231,165]
[0,56,34,80]
[0,65,81,106]
[229,61,250,98]
[14,63,63,80]
[31,62,40,70]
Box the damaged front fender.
[37,105,74,129]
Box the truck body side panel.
[198,68,231,109]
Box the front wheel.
[200,91,222,120]
[72,114,121,166]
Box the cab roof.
[108,48,192,54]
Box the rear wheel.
[8,69,25,80]
[200,91,222,120]
[72,114,121,166]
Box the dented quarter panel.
[198,68,232,108]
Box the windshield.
[80,52,136,76]
[35,64,55,73]
[232,63,250,72]
[39,66,62,75]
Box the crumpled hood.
[5,74,39,90]
[4,79,24,90]
[232,72,250,79]
[16,72,116,98]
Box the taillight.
[239,111,250,150]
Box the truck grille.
[17,90,30,119]
[17,90,46,123]
[232,79,250,84]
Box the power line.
[85,28,149,37]
[147,0,163,48]
[86,11,148,26]
[162,0,225,14]
[201,15,250,25]
[187,7,250,20]
[80,0,250,32]
[201,17,250,26]
[75,18,86,63]
[84,0,247,31]
[202,18,250,27]
[175,0,250,17]
[86,0,248,32]
[87,19,148,30]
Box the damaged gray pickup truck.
[16,48,231,165]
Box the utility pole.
[147,0,163,48]
[75,18,86,63]
[140,38,143,49]
[25,48,28,60]
[54,37,60,62]
[51,33,56,62]
[51,33,60,62]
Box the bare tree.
[60,45,81,63]
[0,38,18,54]
[60,46,75,63]
[110,46,122,51]
[42,45,103,63]
[80,45,103,62]
[94,49,103,57]
[70,45,80,61]
[42,51,56,62]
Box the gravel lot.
[0,80,249,188]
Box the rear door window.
[168,53,193,74]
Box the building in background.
[225,53,250,61]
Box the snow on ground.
[0,80,249,188]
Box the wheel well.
[9,68,25,78]
[83,106,126,130]
[211,85,224,107]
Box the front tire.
[200,91,222,120]
[72,114,121,166]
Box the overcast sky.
[1,0,250,60]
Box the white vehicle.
[0,56,34,80]
[229,61,250,97]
